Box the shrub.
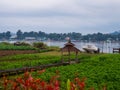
[33,42,47,49]
[1,70,60,90]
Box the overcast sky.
[0,0,120,34]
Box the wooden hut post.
[61,50,64,63]
[68,47,71,63]
[75,51,78,62]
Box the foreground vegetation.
[0,70,107,90]
[32,54,120,90]
[0,52,120,89]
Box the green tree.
[17,30,23,40]
[5,31,11,39]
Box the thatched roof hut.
[61,40,80,63]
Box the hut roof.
[61,46,80,52]
[61,40,80,52]
[64,39,75,46]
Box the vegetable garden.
[0,52,120,89]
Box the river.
[1,40,120,53]
[44,41,120,53]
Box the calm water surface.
[1,40,120,53]
[44,41,120,53]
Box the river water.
[44,41,120,53]
[1,40,120,53]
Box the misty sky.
[0,0,120,34]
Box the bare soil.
[0,50,38,57]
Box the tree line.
[0,30,120,42]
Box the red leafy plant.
[67,77,106,90]
[1,70,60,90]
[67,77,86,90]
[1,70,106,90]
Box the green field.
[0,42,36,50]
[0,52,120,89]
[0,52,62,70]
[0,51,77,70]
[34,53,120,90]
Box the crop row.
[0,51,80,70]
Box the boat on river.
[82,44,99,53]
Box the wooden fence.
[0,62,70,77]
[113,48,120,53]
